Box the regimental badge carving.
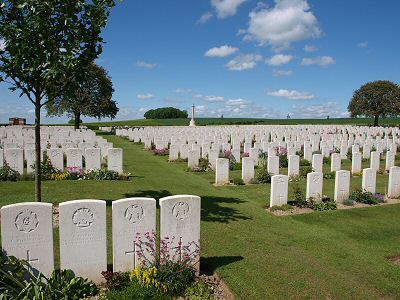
[124,205,144,223]
[15,210,39,233]
[172,202,190,220]
[72,208,94,228]
[312,174,320,184]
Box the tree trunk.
[35,102,42,202]
[374,115,379,127]
[74,112,81,130]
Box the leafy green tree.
[47,64,119,129]
[0,0,117,201]
[144,107,188,119]
[348,80,400,126]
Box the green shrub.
[292,184,308,208]
[255,167,272,183]
[197,157,211,172]
[102,271,130,291]
[184,280,214,300]
[232,177,244,185]
[83,168,122,180]
[0,256,98,300]
[299,165,312,178]
[323,156,330,164]
[230,162,242,171]
[312,200,337,211]
[299,159,311,166]
[349,188,385,205]
[33,156,61,179]
[279,155,288,168]
[106,280,168,300]
[0,162,19,181]
[342,198,355,206]
[323,172,335,179]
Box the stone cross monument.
[189,104,196,127]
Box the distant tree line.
[144,107,188,119]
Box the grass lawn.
[80,117,400,128]
[1,133,400,299]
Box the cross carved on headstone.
[125,242,141,268]
[26,250,38,272]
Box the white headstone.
[47,148,64,171]
[112,198,156,272]
[108,148,123,173]
[334,170,350,203]
[267,155,279,175]
[270,175,288,207]
[241,157,254,184]
[362,168,376,194]
[388,166,400,198]
[312,153,323,173]
[288,155,299,177]
[85,148,101,171]
[385,150,395,171]
[4,148,23,174]
[1,203,54,277]
[160,195,201,270]
[215,158,229,185]
[306,172,323,200]
[351,152,362,174]
[188,150,199,169]
[66,148,83,169]
[25,149,36,174]
[330,153,341,172]
[370,151,380,171]
[169,144,179,161]
[59,200,107,283]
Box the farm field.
[82,117,400,128]
[1,132,400,299]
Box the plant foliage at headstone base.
[0,256,98,300]
[0,162,19,181]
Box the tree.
[348,80,400,126]
[0,0,117,202]
[46,63,119,129]
[144,107,188,119]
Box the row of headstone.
[269,167,400,207]
[1,195,201,283]
[0,148,123,174]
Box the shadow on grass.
[201,256,244,274]
[120,191,251,223]
[201,195,251,223]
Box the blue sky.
[1,0,400,123]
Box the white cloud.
[291,101,344,118]
[197,12,213,24]
[225,54,262,71]
[205,45,239,57]
[211,0,247,18]
[301,56,335,66]
[174,88,192,94]
[136,93,154,100]
[136,61,157,69]
[0,39,5,51]
[357,41,368,48]
[225,98,250,108]
[272,69,293,76]
[304,44,318,52]
[267,89,314,100]
[195,94,225,102]
[243,0,321,50]
[266,54,294,66]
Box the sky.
[1,0,400,123]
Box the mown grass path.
[1,133,400,299]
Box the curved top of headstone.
[1,202,52,211]
[59,199,106,207]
